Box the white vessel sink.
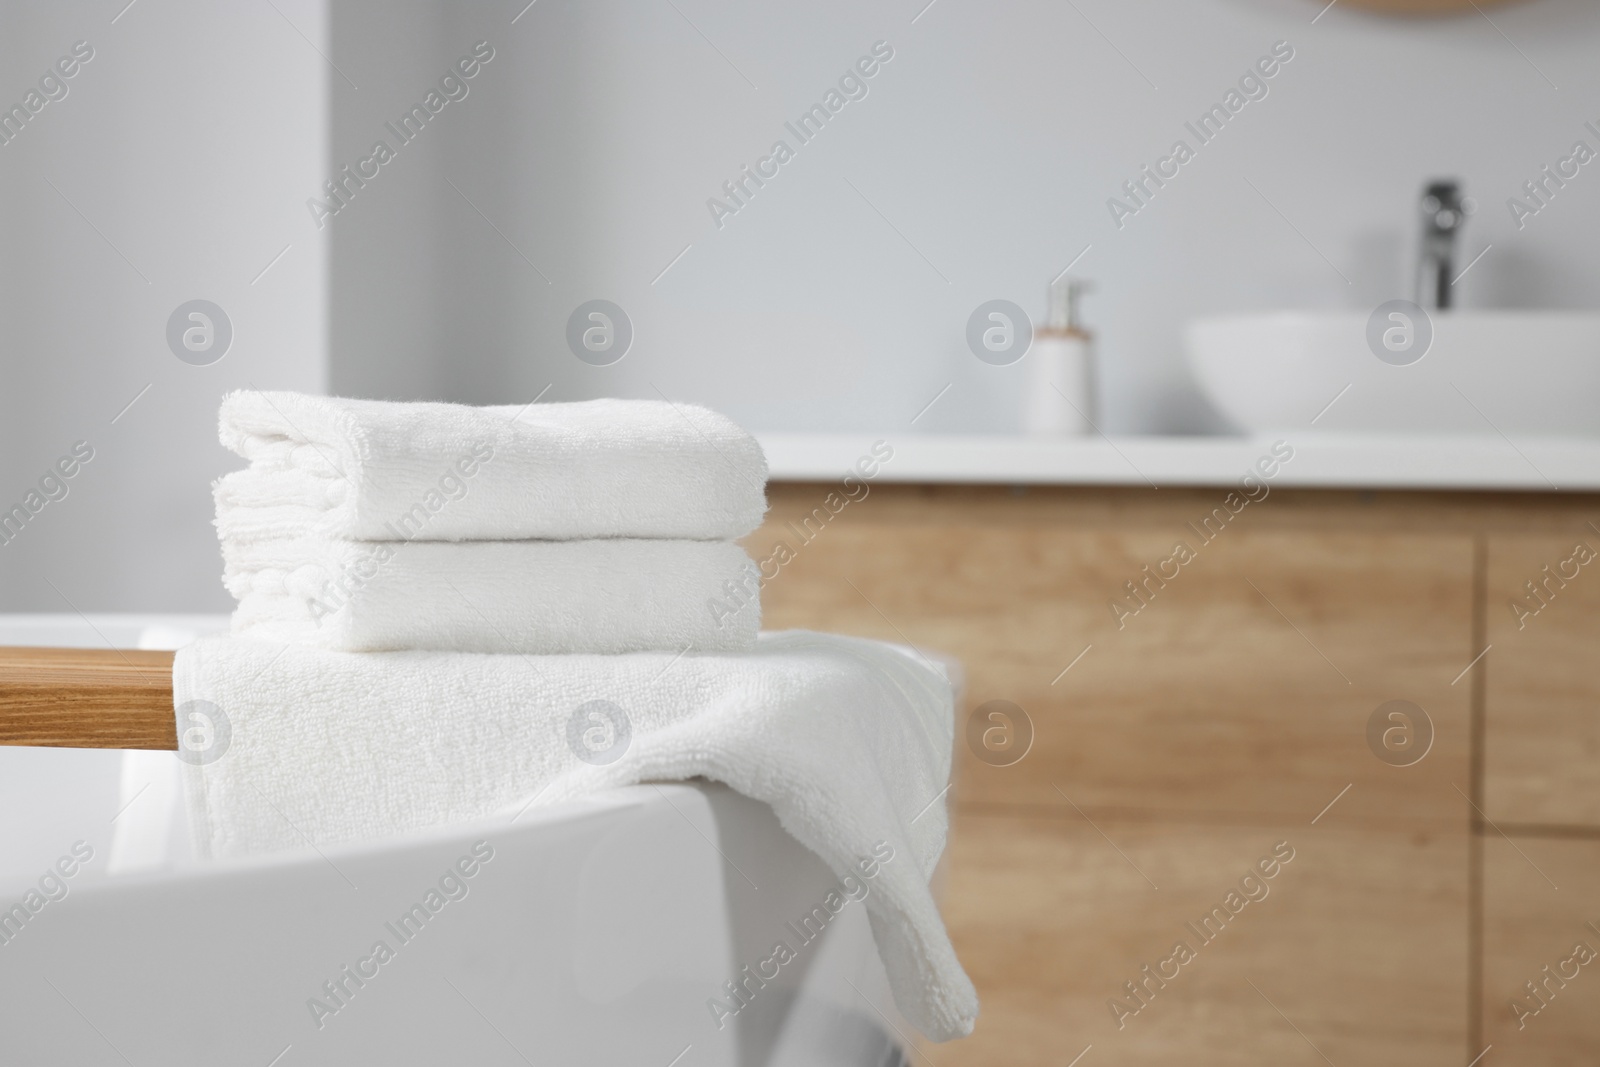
[1186,311,1600,435]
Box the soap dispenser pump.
[1023,276,1096,436]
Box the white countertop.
[757,433,1600,492]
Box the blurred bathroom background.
[3,0,1600,610]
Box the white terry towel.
[221,537,759,653]
[215,392,768,543]
[173,631,978,1041]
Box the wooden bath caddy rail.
[0,647,178,749]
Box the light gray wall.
[6,0,1599,611]
[0,0,327,611]
[328,0,1600,434]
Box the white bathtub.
[0,615,909,1066]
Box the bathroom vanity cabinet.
[752,483,1600,1067]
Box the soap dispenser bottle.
[1023,277,1095,436]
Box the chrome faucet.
[1415,179,1465,310]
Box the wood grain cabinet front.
[1482,837,1600,1064]
[940,814,1467,1067]
[752,484,1479,1066]
[755,485,1474,828]
[1485,533,1600,829]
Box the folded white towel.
[215,392,768,543]
[220,537,759,653]
[173,631,978,1040]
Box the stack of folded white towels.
[213,391,767,654]
[189,390,980,1041]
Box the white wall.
[5,0,1598,611]
[0,0,327,611]
[328,0,1600,435]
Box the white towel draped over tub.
[221,536,760,653]
[214,392,769,543]
[173,630,979,1042]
